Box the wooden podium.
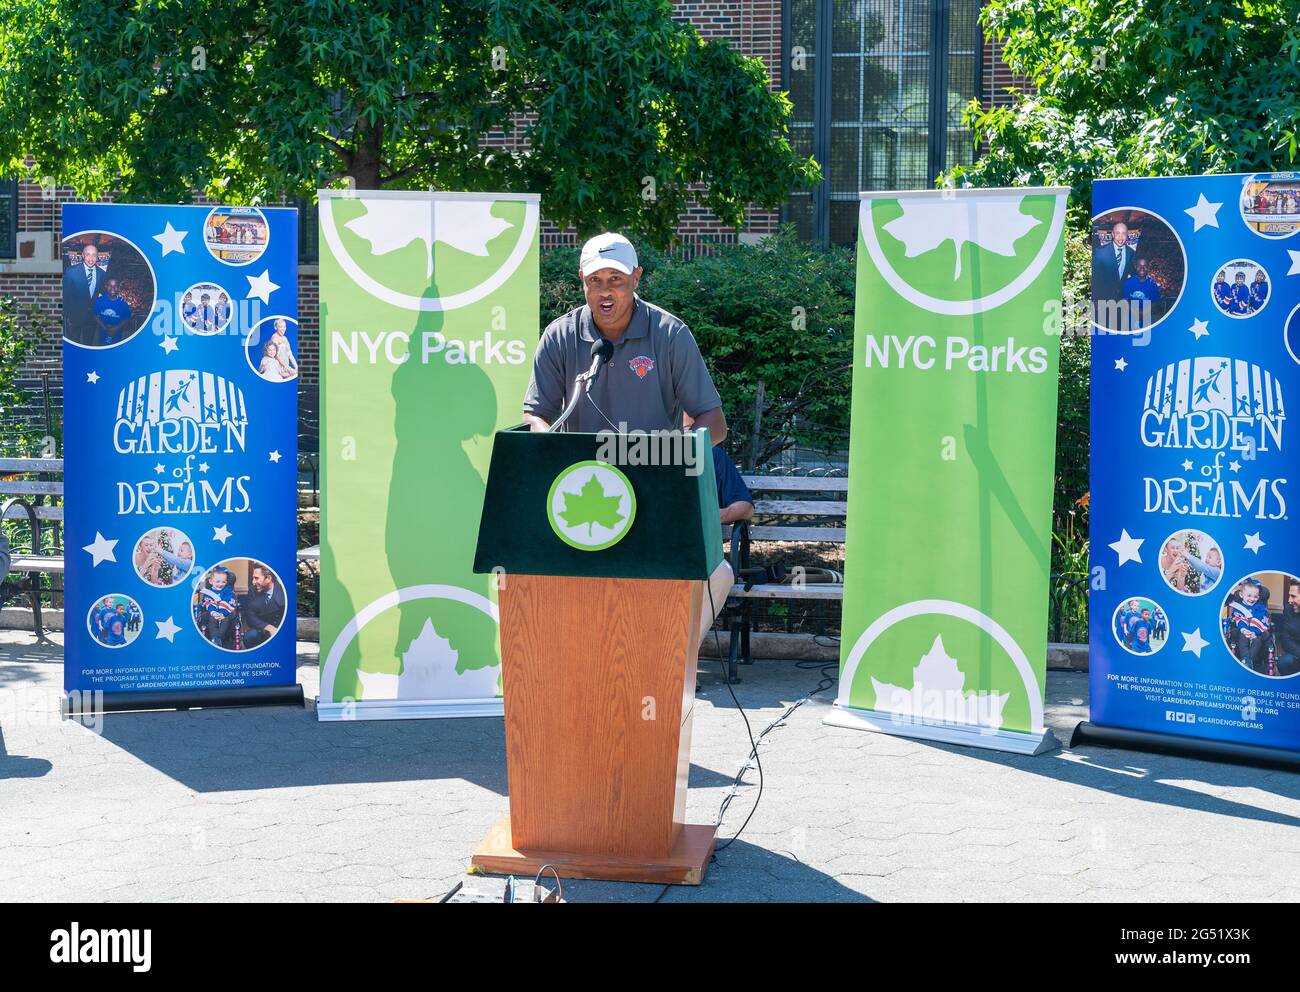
[470,426,723,885]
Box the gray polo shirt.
[523,298,722,434]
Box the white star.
[1244,532,1266,554]
[268,450,282,463]
[1181,628,1210,658]
[153,222,188,256]
[1109,529,1144,566]
[198,462,210,474]
[1188,318,1210,340]
[85,371,99,384]
[246,269,280,304]
[1185,193,1222,231]
[1181,459,1194,471]
[1114,357,1128,372]
[213,524,232,544]
[155,616,181,642]
[82,531,118,566]
[154,463,165,475]
[1288,249,1300,276]
[159,334,180,354]
[1229,460,1241,473]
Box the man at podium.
[521,232,734,640]
[522,232,728,446]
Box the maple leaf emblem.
[558,473,625,537]
[882,196,1042,279]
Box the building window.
[0,179,16,259]
[295,197,319,265]
[783,0,981,244]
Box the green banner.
[829,188,1069,753]
[316,191,538,720]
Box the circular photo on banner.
[1158,528,1225,597]
[61,231,157,349]
[86,593,144,649]
[1284,302,1300,368]
[245,315,299,382]
[1112,596,1170,657]
[132,526,198,588]
[191,557,287,652]
[1090,207,1185,334]
[1240,173,1300,239]
[1220,571,1300,678]
[1211,259,1269,319]
[204,206,269,266]
[181,282,234,336]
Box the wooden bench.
[0,458,320,639]
[719,474,847,681]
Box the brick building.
[0,0,1024,437]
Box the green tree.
[946,0,1300,227]
[0,0,819,245]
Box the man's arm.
[522,327,567,431]
[692,406,727,447]
[720,499,753,525]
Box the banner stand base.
[1070,721,1300,772]
[824,703,1059,756]
[315,697,504,722]
[62,684,304,717]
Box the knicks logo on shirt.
[629,355,655,379]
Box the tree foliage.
[0,0,818,245]
[947,0,1300,227]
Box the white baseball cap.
[579,232,639,277]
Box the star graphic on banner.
[1288,250,1300,276]
[1181,459,1194,471]
[153,222,188,256]
[1229,460,1241,472]
[159,334,180,354]
[213,524,232,544]
[198,462,210,474]
[1108,529,1144,566]
[1244,532,1266,554]
[268,450,282,463]
[1185,193,1222,231]
[1188,318,1210,340]
[82,531,118,566]
[1181,628,1210,658]
[1114,357,1128,372]
[246,269,280,304]
[86,371,99,384]
[155,616,181,643]
[154,463,165,475]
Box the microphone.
[548,338,614,433]
[584,338,614,386]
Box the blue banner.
[1090,173,1300,752]
[62,203,298,696]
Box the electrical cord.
[705,579,762,852]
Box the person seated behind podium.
[713,447,754,525]
[521,232,727,446]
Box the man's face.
[82,245,98,268]
[582,266,642,334]
[1288,586,1300,610]
[252,568,270,593]
[1111,223,1129,247]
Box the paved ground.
[1,629,1297,903]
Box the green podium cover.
[473,427,722,581]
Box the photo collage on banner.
[316,191,538,720]
[830,187,1070,754]
[1090,173,1300,754]
[62,204,299,701]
